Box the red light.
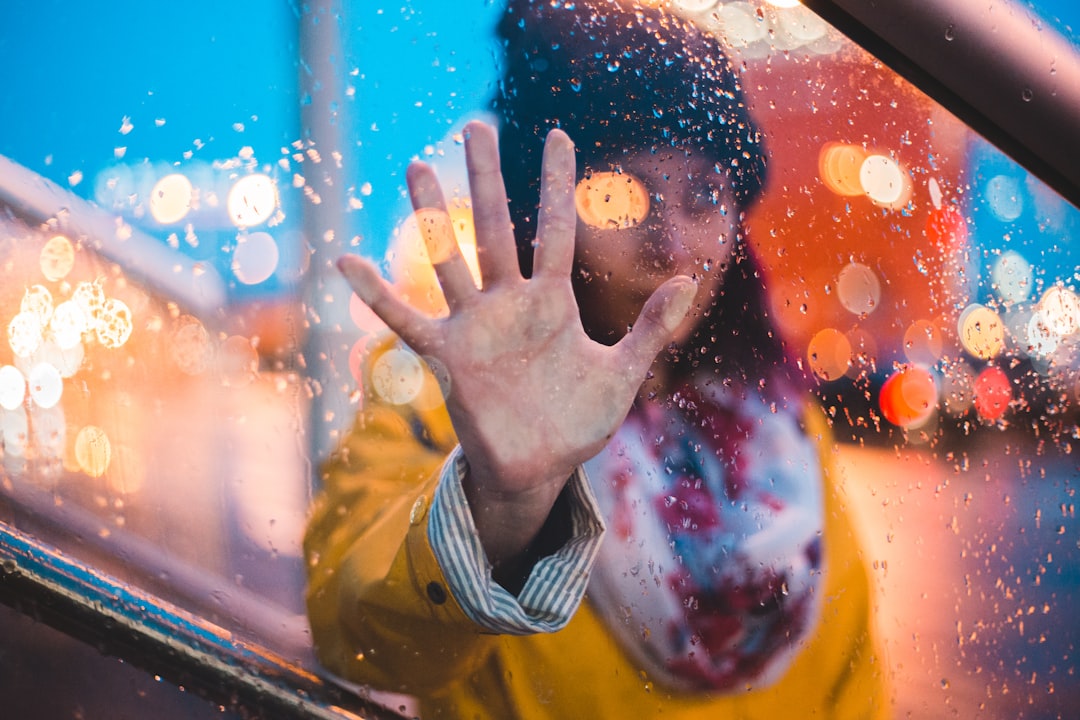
[973,365,1011,421]
[880,366,938,427]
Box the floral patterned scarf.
[584,379,824,692]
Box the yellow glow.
[1036,285,1079,336]
[958,304,1005,360]
[371,347,424,405]
[575,172,651,229]
[819,143,867,196]
[50,301,88,350]
[807,328,851,381]
[227,173,278,227]
[837,262,881,316]
[74,425,112,478]
[0,365,26,411]
[390,202,482,316]
[27,362,63,409]
[8,312,43,358]
[860,154,910,208]
[40,235,76,281]
[150,173,194,224]
[232,231,280,285]
[95,298,133,349]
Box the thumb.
[614,275,697,378]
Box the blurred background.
[0,1,1078,717]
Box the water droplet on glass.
[944,24,956,41]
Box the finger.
[463,120,521,286]
[337,254,436,352]
[613,276,698,379]
[407,161,479,308]
[532,129,578,279]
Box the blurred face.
[572,150,740,344]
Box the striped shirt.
[428,446,605,635]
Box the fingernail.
[662,279,697,331]
[415,208,457,264]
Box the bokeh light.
[220,335,259,387]
[903,319,944,366]
[940,360,976,416]
[1036,285,1079,337]
[74,424,112,478]
[1,408,29,458]
[575,172,651,229]
[227,173,278,228]
[390,201,482,316]
[22,285,54,327]
[349,292,389,335]
[370,347,424,405]
[39,235,76,281]
[837,262,881,316]
[72,281,106,327]
[95,298,134,349]
[958,303,1005,360]
[232,231,280,285]
[860,154,909,207]
[985,174,1024,221]
[0,365,26,411]
[991,250,1034,305]
[807,327,851,380]
[50,300,88,350]
[8,311,43,358]
[714,2,768,48]
[170,315,213,375]
[27,362,63,409]
[879,366,938,428]
[819,142,867,196]
[973,365,1011,421]
[149,172,194,224]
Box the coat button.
[426,581,448,605]
[409,495,428,526]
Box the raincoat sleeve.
[303,341,604,696]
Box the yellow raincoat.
[305,340,890,719]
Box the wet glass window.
[0,1,1077,718]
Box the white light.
[860,155,907,206]
[27,363,63,409]
[0,366,26,411]
[232,232,280,285]
[991,250,1033,305]
[371,348,425,405]
[1037,286,1080,336]
[227,174,278,228]
[50,301,88,350]
[985,174,1024,221]
[8,312,43,358]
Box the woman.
[305,1,888,716]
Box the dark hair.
[494,0,796,392]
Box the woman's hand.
[338,120,696,574]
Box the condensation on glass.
[0,0,1076,718]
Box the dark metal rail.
[803,0,1080,208]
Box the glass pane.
[1,1,1076,718]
